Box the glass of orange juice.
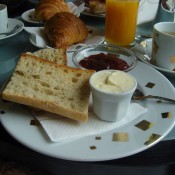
[105,0,139,46]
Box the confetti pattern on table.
[162,112,172,119]
[95,136,101,140]
[135,120,154,131]
[144,133,161,146]
[90,146,96,150]
[112,133,129,142]
[145,82,155,88]
[30,119,41,126]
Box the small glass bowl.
[72,44,137,72]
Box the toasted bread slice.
[2,54,94,122]
[27,48,67,65]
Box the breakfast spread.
[2,53,95,122]
[79,53,129,71]
[90,70,136,93]
[44,12,88,48]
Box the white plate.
[0,18,24,44]
[134,38,175,77]
[81,7,105,18]
[24,26,104,51]
[21,9,43,24]
[1,56,175,161]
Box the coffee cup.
[152,22,175,71]
[0,4,8,34]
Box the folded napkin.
[68,2,85,16]
[137,0,159,25]
[33,103,147,143]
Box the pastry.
[35,0,69,21]
[44,12,88,48]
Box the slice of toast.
[2,54,94,122]
[27,48,67,65]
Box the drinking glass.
[105,0,139,47]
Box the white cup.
[152,22,175,71]
[89,70,137,122]
[0,4,8,34]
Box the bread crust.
[27,48,67,65]
[44,12,88,48]
[2,54,94,122]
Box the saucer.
[133,38,175,77]
[81,7,105,18]
[0,18,24,44]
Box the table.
[1,1,175,175]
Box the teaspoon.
[132,89,175,103]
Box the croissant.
[35,0,69,22]
[44,12,88,48]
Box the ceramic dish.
[0,18,24,44]
[1,53,175,161]
[24,26,104,52]
[81,7,105,18]
[21,9,43,25]
[133,38,175,77]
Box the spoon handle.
[144,95,175,103]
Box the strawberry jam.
[79,53,129,71]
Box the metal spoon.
[0,24,21,36]
[132,89,175,103]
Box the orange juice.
[105,0,139,46]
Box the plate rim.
[81,7,105,18]
[0,18,24,41]
[26,26,105,50]
[1,60,175,161]
[21,8,44,24]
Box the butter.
[92,71,135,93]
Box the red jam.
[79,53,129,71]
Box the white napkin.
[137,0,159,25]
[68,2,85,17]
[33,103,147,143]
